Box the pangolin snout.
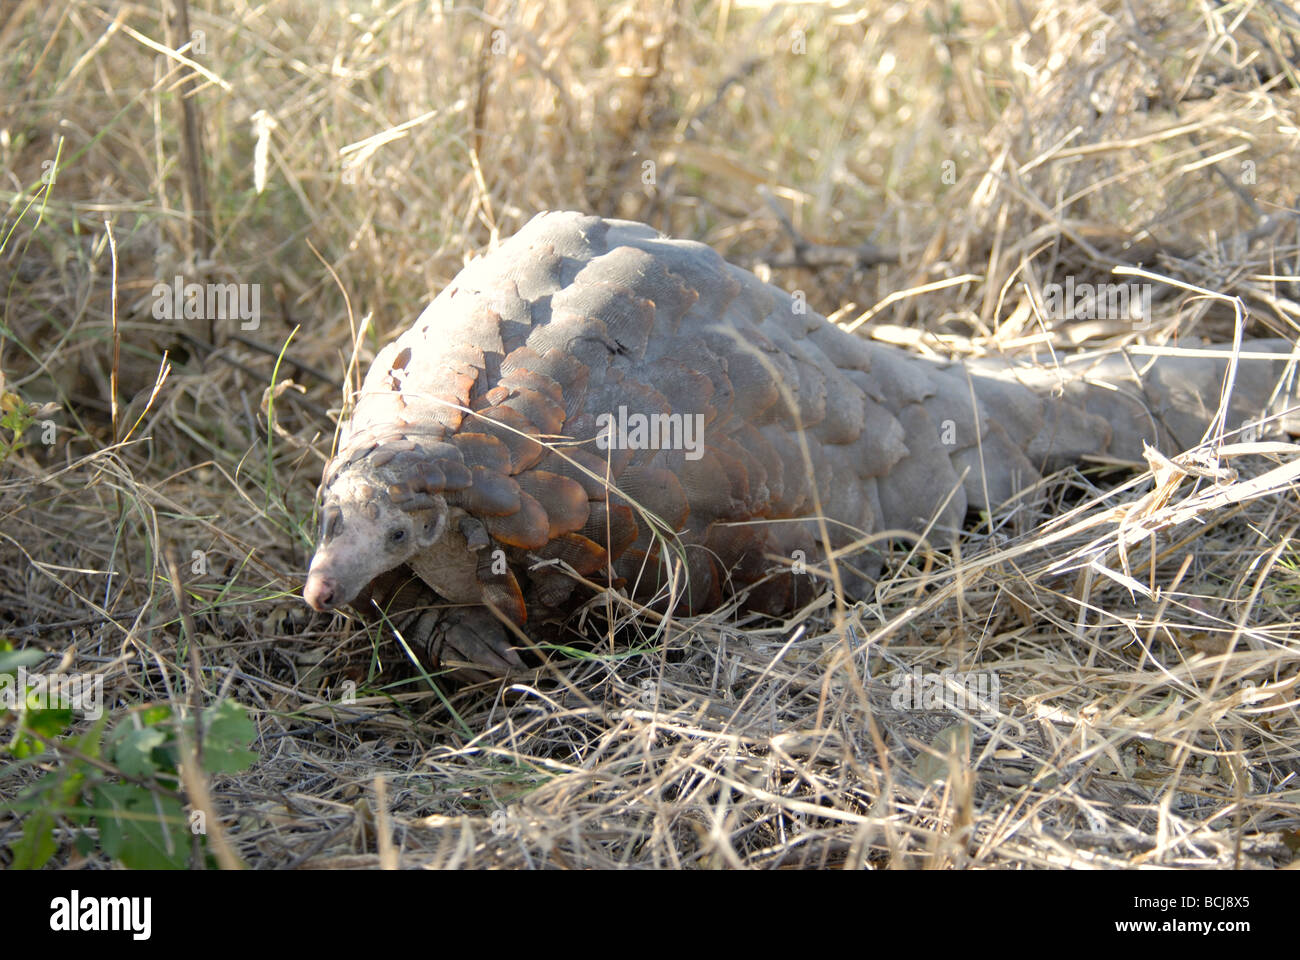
[303,570,339,612]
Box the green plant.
[1,644,256,869]
[0,389,36,462]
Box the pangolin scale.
[304,211,1298,670]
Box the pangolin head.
[303,447,454,613]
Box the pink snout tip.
[304,571,339,612]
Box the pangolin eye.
[389,528,406,544]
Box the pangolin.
[304,211,1299,671]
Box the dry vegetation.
[2,0,1299,869]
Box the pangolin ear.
[418,508,447,547]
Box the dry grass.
[1,0,1298,869]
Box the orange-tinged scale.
[405,457,472,494]
[702,523,767,583]
[580,503,638,559]
[526,313,609,359]
[408,392,464,431]
[673,451,740,525]
[503,386,566,436]
[611,545,681,605]
[533,532,609,576]
[477,385,510,408]
[448,370,479,406]
[476,405,545,473]
[682,545,722,613]
[501,346,590,406]
[646,357,717,425]
[515,470,589,537]
[716,435,765,504]
[531,571,576,608]
[484,490,549,548]
[708,445,750,503]
[536,447,614,499]
[611,466,690,532]
[733,422,782,504]
[434,459,473,491]
[368,439,416,467]
[409,462,445,493]
[447,466,521,516]
[477,563,526,625]
[535,349,590,420]
[413,363,478,410]
[497,363,564,404]
[451,432,512,473]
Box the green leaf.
[25,705,72,738]
[56,770,89,814]
[93,784,132,859]
[114,726,167,779]
[140,704,172,726]
[11,808,57,869]
[195,700,257,774]
[92,782,189,867]
[116,794,189,870]
[0,647,46,675]
[69,708,113,762]
[8,733,40,759]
